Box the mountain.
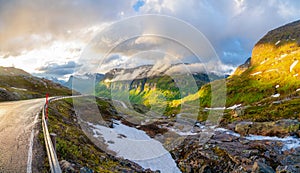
[64,73,104,94]
[102,64,222,88]
[96,64,224,114]
[175,19,300,122]
[0,66,73,101]
[47,77,66,86]
[227,20,300,105]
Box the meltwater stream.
[87,121,181,173]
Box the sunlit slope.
[96,64,223,114]
[0,66,72,101]
[177,20,300,108]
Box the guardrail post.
[50,133,57,151]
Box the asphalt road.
[0,98,45,172]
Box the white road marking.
[27,113,39,173]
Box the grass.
[47,98,141,172]
[0,69,72,101]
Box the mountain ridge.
[0,66,73,101]
[172,19,300,121]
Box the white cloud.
[139,0,300,65]
[1,0,300,79]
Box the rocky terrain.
[171,132,300,173]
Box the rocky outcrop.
[232,57,251,76]
[234,119,300,137]
[171,132,300,173]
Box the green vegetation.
[0,66,72,101]
[47,98,141,172]
[236,98,300,122]
[96,73,217,116]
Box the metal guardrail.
[42,99,62,173]
[41,95,84,172]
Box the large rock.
[60,160,75,173]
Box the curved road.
[0,98,45,172]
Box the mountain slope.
[173,20,300,122]
[64,73,104,94]
[227,20,300,105]
[96,64,224,114]
[0,66,73,101]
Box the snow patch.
[265,69,278,73]
[11,87,27,91]
[227,104,242,110]
[271,93,280,98]
[87,121,181,172]
[279,54,287,60]
[260,59,268,65]
[250,71,262,76]
[204,107,226,110]
[290,60,299,72]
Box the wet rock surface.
[233,119,300,137]
[171,131,300,173]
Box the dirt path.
[0,98,45,172]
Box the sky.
[1,0,300,80]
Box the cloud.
[36,61,80,76]
[165,62,235,76]
[138,0,300,65]
[1,0,300,79]
[0,0,135,56]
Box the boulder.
[80,167,93,173]
[60,160,75,173]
